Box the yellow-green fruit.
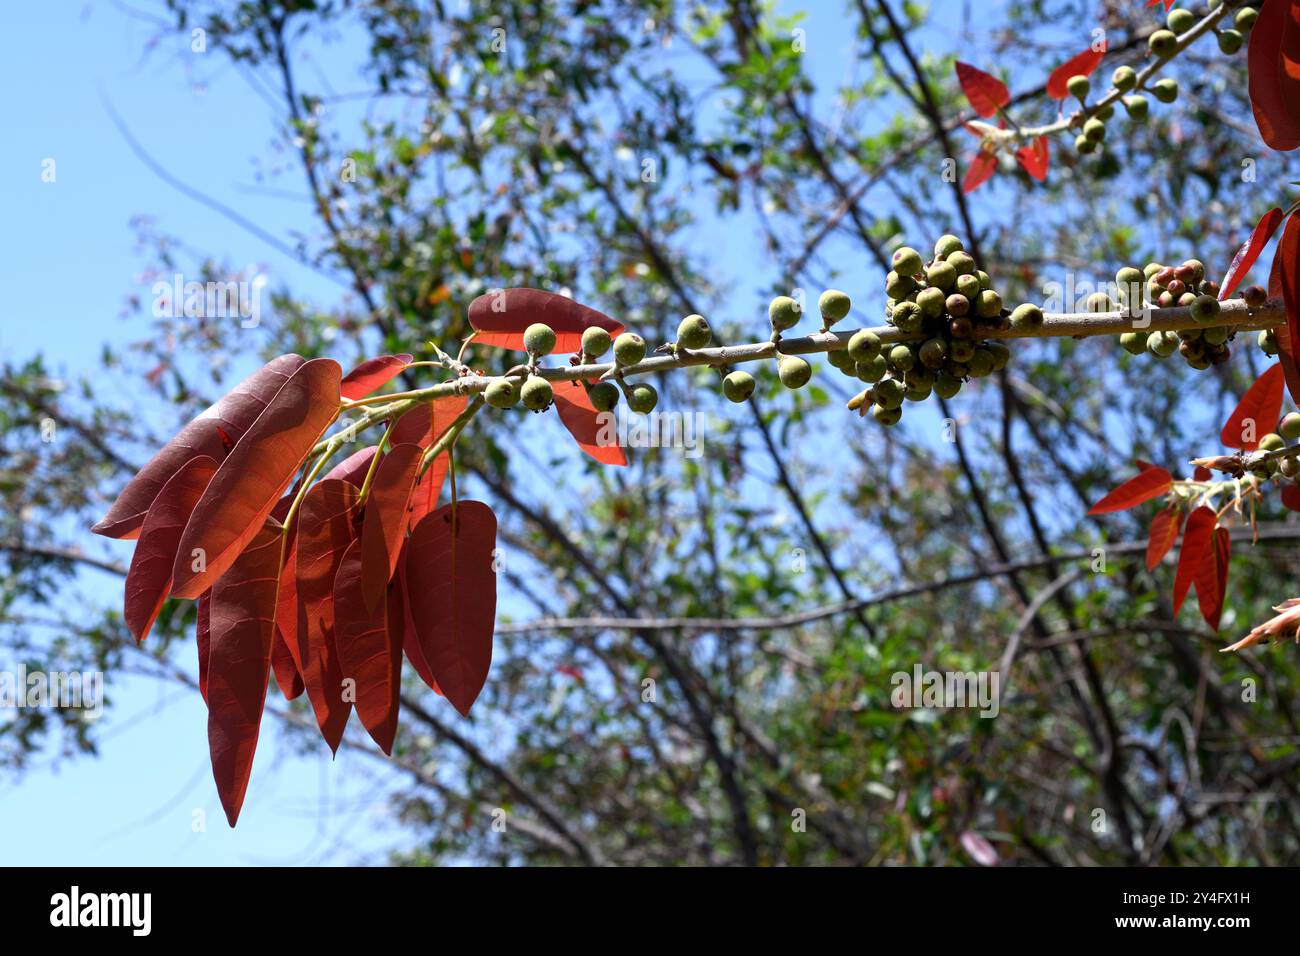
[521,376,553,410]
[933,372,962,399]
[722,370,755,403]
[1075,134,1095,155]
[892,246,924,276]
[857,354,888,382]
[889,344,915,372]
[1167,7,1195,34]
[872,404,902,426]
[827,349,856,372]
[892,301,924,332]
[1009,303,1044,331]
[947,251,977,276]
[588,381,620,412]
[1112,65,1137,92]
[875,377,905,409]
[1066,74,1090,100]
[485,378,520,408]
[1203,325,1229,346]
[1086,291,1112,313]
[885,271,916,300]
[1260,329,1279,355]
[1120,331,1146,355]
[523,322,557,356]
[778,356,812,389]
[1123,95,1149,120]
[917,286,947,318]
[949,339,976,363]
[613,332,647,366]
[935,234,964,258]
[1083,117,1106,143]
[956,273,981,300]
[627,382,658,413]
[904,384,931,402]
[1153,78,1178,103]
[977,270,992,291]
[1236,7,1258,32]
[919,338,948,369]
[677,313,712,349]
[1147,330,1178,357]
[1260,432,1286,452]
[818,289,852,324]
[848,329,882,363]
[1218,29,1243,55]
[967,348,995,378]
[975,289,1003,318]
[768,295,802,331]
[1149,28,1178,57]
[1191,294,1221,323]
[987,342,1011,371]
[926,261,958,291]
[581,326,612,358]
[1280,412,1300,441]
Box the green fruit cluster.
[1117,258,1231,369]
[836,235,1012,426]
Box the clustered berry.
[1113,258,1235,369]
[1246,412,1300,482]
[830,235,1012,426]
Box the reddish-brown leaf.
[1220,208,1283,300]
[1046,45,1107,100]
[955,62,1010,117]
[1283,483,1300,511]
[293,478,359,752]
[171,358,341,599]
[468,288,624,353]
[1146,506,1183,571]
[400,397,471,530]
[207,524,281,826]
[359,443,424,611]
[270,630,304,701]
[339,354,412,400]
[93,354,306,539]
[123,455,218,643]
[1087,466,1173,515]
[394,546,443,696]
[1221,363,1285,451]
[1195,526,1231,631]
[405,501,498,717]
[962,151,998,193]
[551,379,628,466]
[1015,137,1050,182]
[1193,465,1212,482]
[196,590,211,705]
[1271,213,1300,404]
[1174,506,1217,616]
[322,444,379,485]
[1249,0,1300,150]
[333,539,401,754]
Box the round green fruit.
[827,349,855,372]
[1236,7,1258,32]
[871,404,902,426]
[722,370,755,403]
[1120,331,1147,355]
[1075,134,1095,155]
[967,348,995,378]
[1280,412,1300,441]
[892,246,924,276]
[676,313,712,349]
[1260,432,1286,452]
[613,332,647,366]
[975,289,1003,318]
[946,293,971,317]
[956,273,981,300]
[1149,29,1178,58]
[581,326,612,359]
[949,339,976,363]
[1147,330,1178,357]
[1083,117,1106,143]
[888,344,915,373]
[892,300,924,332]
[933,372,962,399]
[818,289,852,324]
[1153,78,1178,103]
[917,286,947,319]
[1260,329,1279,355]
[1167,8,1195,34]
[768,295,802,332]
[485,378,520,408]
[875,377,905,410]
[904,384,931,402]
[1191,294,1221,323]
[858,354,888,382]
[1123,95,1149,120]
[847,329,882,363]
[1087,291,1112,313]
[521,376,554,410]
[926,261,958,291]
[1066,74,1090,100]
[627,382,658,413]
[1218,29,1243,55]
[1112,65,1137,92]
[523,323,557,356]
[987,342,1011,371]
[1202,325,1229,346]
[778,356,812,389]
[935,234,964,258]
[885,271,916,300]
[920,338,948,369]
[947,251,977,276]
[588,381,620,412]
[1009,303,1044,331]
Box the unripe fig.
[1120,331,1146,355]
[1075,134,1095,155]
[1236,7,1258,32]
[627,382,658,413]
[1123,95,1149,120]
[847,329,882,363]
[892,246,924,276]
[934,234,964,258]
[1280,412,1300,441]
[1149,29,1178,58]
[886,271,916,300]
[949,339,976,363]
[676,313,712,349]
[1167,7,1195,34]
[1066,74,1090,100]
[521,375,554,411]
[871,404,902,426]
[1218,28,1243,55]
[956,273,981,300]
[892,300,925,333]
[1152,78,1178,103]
[485,378,520,408]
[1191,294,1221,323]
[1083,117,1106,143]
[1009,303,1044,331]
[919,337,948,369]
[1112,65,1137,92]
[926,261,958,291]
[1143,262,1164,280]
[1158,290,1175,309]
[1116,266,1144,287]
[888,344,915,373]
[933,372,962,399]
[904,366,935,389]
[947,251,976,276]
[581,326,612,358]
[523,323,557,356]
[1202,325,1229,346]
[875,376,905,409]
[1178,291,1197,308]
[1260,432,1286,452]
[722,370,755,403]
[975,289,1003,318]
[857,354,888,383]
[768,295,802,331]
[946,293,971,317]
[967,348,995,378]
[917,286,947,319]
[1260,329,1279,355]
[588,381,620,412]
[943,359,969,379]
[1244,285,1268,308]
[778,356,812,389]
[613,332,647,366]
[904,384,931,402]
[987,342,1011,371]
[1086,291,1112,313]
[818,290,852,325]
[977,270,992,291]
[1147,330,1178,357]
[827,349,856,372]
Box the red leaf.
[1088,466,1173,514]
[1251,0,1300,150]
[955,62,1010,117]
[1270,213,1300,404]
[207,524,281,826]
[405,501,498,717]
[123,455,218,642]
[1015,137,1050,182]
[270,630,304,701]
[1221,363,1285,450]
[1146,506,1183,571]
[1195,526,1231,631]
[551,379,628,466]
[1174,506,1217,616]
[1145,0,1175,9]
[333,539,401,754]
[394,546,443,696]
[399,397,471,531]
[93,354,306,539]
[340,354,412,400]
[1220,208,1283,301]
[1046,45,1107,100]
[962,151,998,193]
[359,443,423,611]
[292,478,360,752]
[171,358,341,599]
[323,445,379,485]
[1283,483,1300,511]
[196,590,211,705]
[468,288,624,353]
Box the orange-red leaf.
[1088,466,1173,514]
[333,539,401,754]
[340,354,412,400]
[359,443,423,611]
[293,478,359,752]
[551,379,628,466]
[1146,506,1183,571]
[1221,363,1285,451]
[955,62,1010,117]
[196,590,211,705]
[1271,213,1300,406]
[398,397,470,530]
[1195,527,1231,631]
[270,630,304,701]
[1250,1,1300,149]
[1046,45,1107,100]
[207,524,281,826]
[1174,506,1217,616]
[962,151,998,193]
[468,288,624,353]
[405,501,498,717]
[124,455,218,642]
[394,545,442,695]
[93,355,306,539]
[171,358,341,599]
[1015,137,1049,182]
[1220,208,1283,301]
